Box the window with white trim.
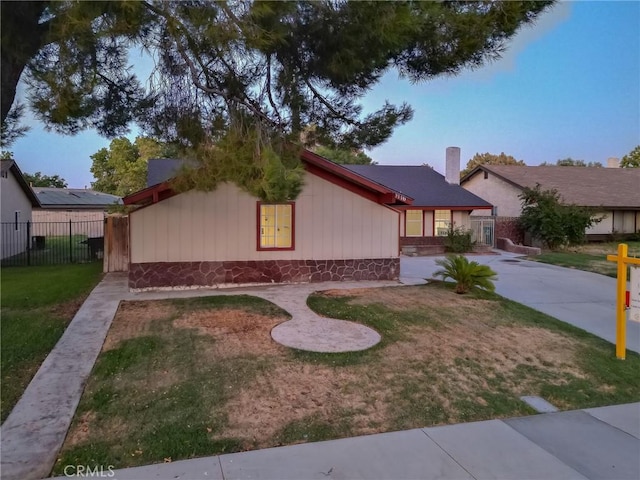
[258,203,294,250]
[405,210,423,236]
[435,210,451,236]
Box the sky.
[7,1,640,188]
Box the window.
[1,170,8,179]
[405,210,423,236]
[14,211,20,231]
[258,203,294,250]
[434,210,451,236]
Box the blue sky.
[8,1,640,188]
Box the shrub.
[443,225,475,253]
[433,255,498,294]
[518,185,600,250]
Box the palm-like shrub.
[433,255,498,294]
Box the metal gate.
[470,216,495,247]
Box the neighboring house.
[461,164,640,241]
[32,188,122,237]
[0,160,40,259]
[123,150,412,289]
[344,147,492,254]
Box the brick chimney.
[606,157,620,168]
[445,147,461,184]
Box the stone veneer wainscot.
[129,258,399,289]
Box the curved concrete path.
[0,275,396,480]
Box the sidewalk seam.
[420,428,479,480]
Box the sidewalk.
[58,402,640,480]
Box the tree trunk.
[1,1,49,123]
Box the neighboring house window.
[258,203,294,250]
[14,211,20,231]
[1,170,7,178]
[405,210,423,236]
[434,210,452,236]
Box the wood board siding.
[130,174,399,264]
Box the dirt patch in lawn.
[220,362,388,447]
[173,308,288,358]
[321,285,495,312]
[102,301,177,351]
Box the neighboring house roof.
[33,188,122,209]
[344,165,492,209]
[0,160,40,207]
[461,165,640,209]
[124,150,414,207]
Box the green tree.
[518,185,599,249]
[620,146,640,168]
[90,137,172,196]
[23,171,67,188]
[539,158,603,167]
[461,152,526,177]
[313,146,375,165]
[434,255,497,294]
[2,1,554,200]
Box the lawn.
[1,235,97,267]
[1,263,103,421]
[53,284,640,473]
[528,241,640,277]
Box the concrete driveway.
[401,253,640,354]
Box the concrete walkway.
[51,402,639,480]
[401,253,640,353]
[0,274,396,480]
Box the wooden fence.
[103,215,129,272]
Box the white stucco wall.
[463,172,522,217]
[130,173,399,263]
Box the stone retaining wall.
[497,238,541,256]
[129,258,399,289]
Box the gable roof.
[1,160,40,207]
[344,165,492,209]
[124,150,413,207]
[34,188,122,209]
[461,165,640,208]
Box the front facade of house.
[124,151,409,289]
[346,148,493,254]
[1,160,40,259]
[461,165,640,242]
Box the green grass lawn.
[528,241,640,277]
[1,235,98,267]
[53,284,639,473]
[1,263,103,421]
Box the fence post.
[27,221,31,266]
[69,219,73,263]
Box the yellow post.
[614,243,628,360]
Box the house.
[1,160,41,259]
[123,150,412,289]
[32,188,122,238]
[345,147,492,254]
[461,164,640,241]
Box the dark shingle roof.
[34,188,122,208]
[344,165,492,208]
[147,158,188,187]
[463,165,640,208]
